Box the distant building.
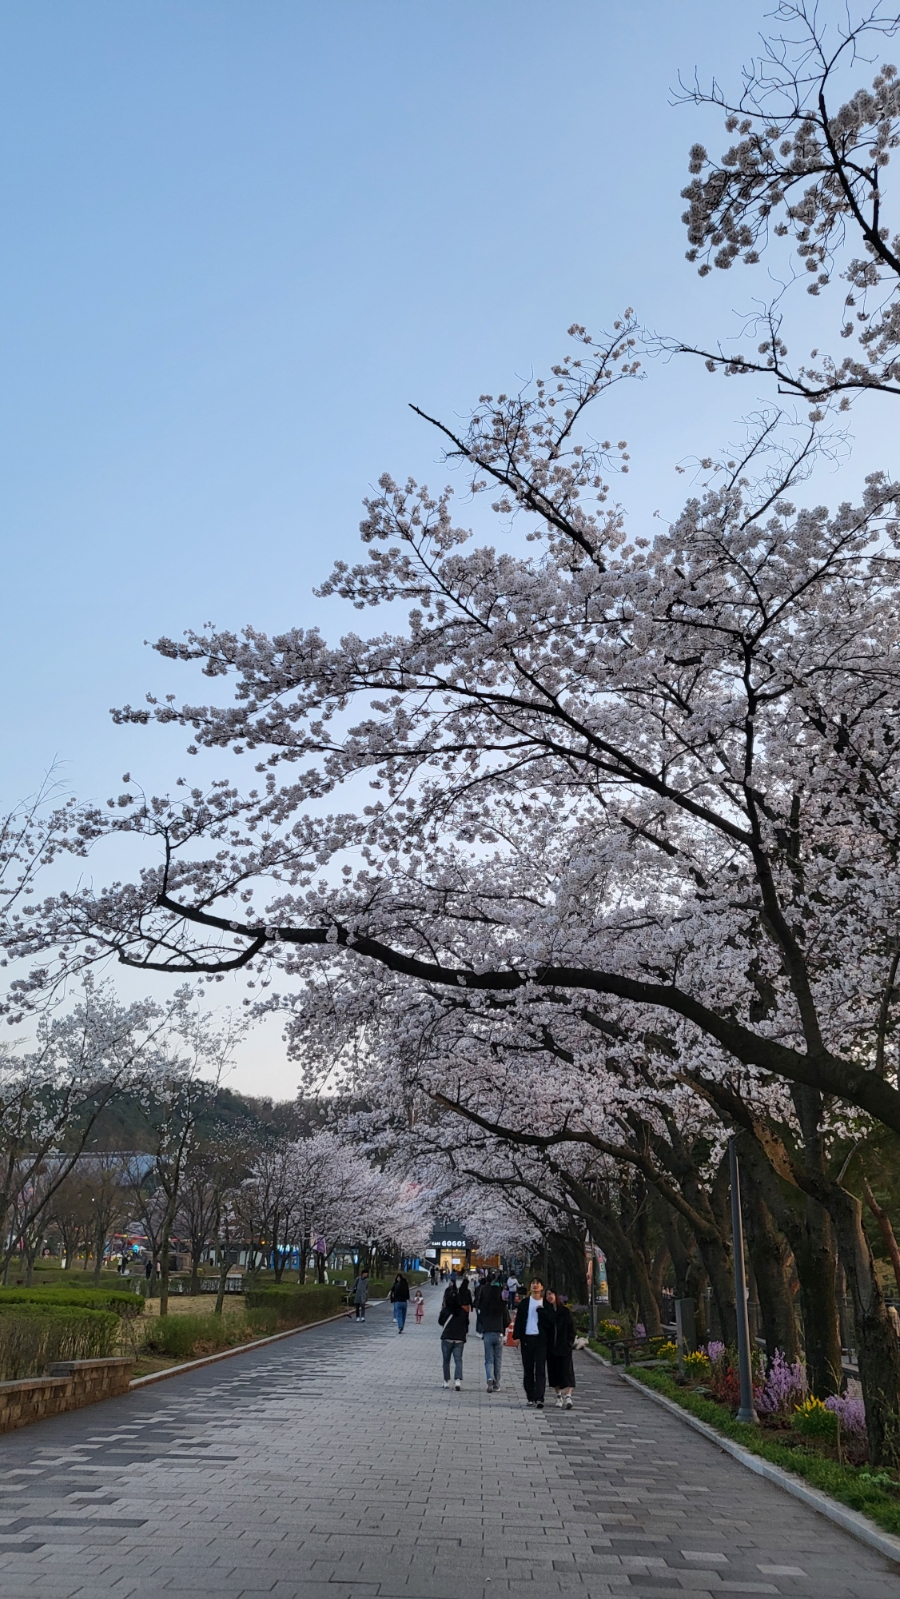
[426,1219,501,1273]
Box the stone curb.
[583,1352,900,1570]
[129,1310,348,1388]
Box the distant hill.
[62,1085,328,1152]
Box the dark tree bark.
[741,1160,800,1363]
[862,1177,900,1300]
[826,1182,900,1467]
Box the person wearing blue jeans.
[438,1286,469,1389]
[441,1337,464,1384]
[480,1281,509,1392]
[389,1273,410,1333]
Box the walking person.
[480,1279,510,1392]
[438,1284,468,1390]
[545,1290,576,1408]
[390,1271,411,1332]
[414,1289,425,1323]
[473,1275,486,1335]
[512,1278,555,1408]
[352,1269,369,1322]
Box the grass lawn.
[142,1293,246,1320]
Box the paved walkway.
[0,1287,898,1598]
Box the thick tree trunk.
[655,1198,692,1298]
[585,1208,661,1335]
[696,1237,737,1346]
[605,1251,623,1313]
[862,1178,900,1299]
[792,1203,843,1397]
[92,1227,105,1286]
[159,1215,173,1317]
[214,1245,229,1317]
[733,1130,841,1393]
[270,1209,287,1283]
[827,1184,900,1466]
[545,1230,589,1303]
[741,1165,800,1363]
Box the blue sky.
[2,1,891,1092]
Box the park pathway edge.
[585,1350,900,1570]
[129,1308,349,1388]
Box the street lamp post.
[729,1136,759,1425]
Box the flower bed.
[629,1365,900,1541]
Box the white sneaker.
[442,1379,450,1388]
[555,1396,564,1408]
[565,1396,573,1409]
[454,1379,461,1390]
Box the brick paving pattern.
[0,1287,897,1597]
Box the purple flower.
[756,1349,806,1416]
[824,1394,867,1436]
[705,1340,726,1363]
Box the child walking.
[414,1289,425,1323]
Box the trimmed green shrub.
[0,1286,143,1321]
[244,1285,344,1331]
[141,1315,236,1360]
[0,1304,120,1380]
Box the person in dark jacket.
[438,1287,468,1388]
[472,1276,483,1332]
[480,1280,510,1392]
[457,1276,473,1311]
[512,1278,555,1407]
[545,1290,576,1407]
[389,1273,411,1333]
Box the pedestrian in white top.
[511,1278,555,1407]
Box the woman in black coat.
[545,1290,576,1408]
[438,1287,469,1388]
[390,1273,411,1333]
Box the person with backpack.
[438,1284,468,1389]
[480,1279,510,1392]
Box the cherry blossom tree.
[675,2,900,408]
[124,999,237,1313]
[9,318,900,1446]
[0,983,200,1286]
[239,1129,429,1283]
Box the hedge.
[244,1284,345,1332]
[0,1304,120,1381]
[142,1314,237,1360]
[0,1285,143,1321]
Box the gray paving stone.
[0,1291,897,1598]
